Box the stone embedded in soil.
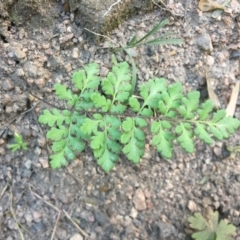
[94,210,109,225]
[2,79,14,91]
[158,221,177,238]
[133,188,147,211]
[80,210,95,222]
[206,55,214,66]
[59,33,74,45]
[16,68,25,76]
[197,33,213,51]
[13,47,26,59]
[130,207,138,218]
[70,233,83,240]
[38,157,49,168]
[188,200,198,212]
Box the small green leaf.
[195,123,213,144]
[209,125,223,140]
[151,121,174,159]
[38,109,71,127]
[52,139,67,152]
[93,113,103,120]
[105,115,121,127]
[110,104,126,113]
[122,117,134,132]
[123,139,144,163]
[135,118,147,127]
[90,132,105,149]
[69,137,85,153]
[54,83,73,101]
[134,128,145,141]
[102,78,114,96]
[47,126,68,141]
[179,91,200,119]
[121,132,132,144]
[81,118,99,135]
[175,123,194,153]
[129,97,141,112]
[50,151,68,168]
[72,70,85,90]
[97,148,117,172]
[140,108,153,116]
[65,146,75,160]
[197,100,214,120]
[91,92,111,112]
[140,78,166,108]
[107,139,121,153]
[212,109,226,123]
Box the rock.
[94,210,109,225]
[230,50,240,59]
[72,47,79,58]
[197,33,213,51]
[2,79,14,91]
[70,233,83,240]
[130,207,138,218]
[202,196,212,206]
[13,47,26,59]
[213,146,222,157]
[80,210,95,222]
[42,43,50,49]
[158,221,177,238]
[16,68,25,77]
[32,211,42,221]
[59,33,74,45]
[188,200,198,212]
[24,160,32,170]
[39,157,49,168]
[35,78,46,88]
[206,55,214,66]
[150,221,177,239]
[133,188,147,211]
[56,226,68,240]
[143,189,151,198]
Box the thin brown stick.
[0,183,8,200]
[9,189,25,240]
[103,0,122,17]
[50,211,61,240]
[84,28,115,44]
[30,189,60,212]
[63,209,91,239]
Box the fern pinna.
[38,61,240,172]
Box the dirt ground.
[1,0,240,239]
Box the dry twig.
[9,189,25,240]
[63,209,90,239]
[103,0,122,17]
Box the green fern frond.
[39,61,240,172]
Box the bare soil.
[1,0,240,239]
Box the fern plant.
[38,60,240,172]
[188,211,236,240]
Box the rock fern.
[38,61,240,172]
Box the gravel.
[1,0,240,239]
